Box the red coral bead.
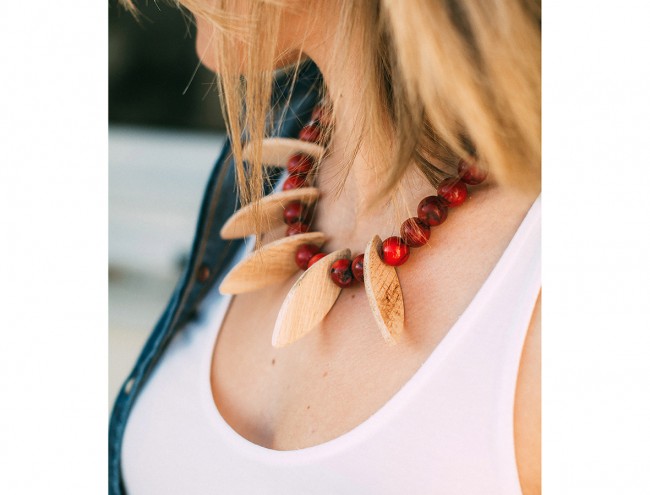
[299,122,321,142]
[457,158,488,185]
[400,217,431,247]
[381,236,410,266]
[417,195,448,227]
[311,105,331,127]
[295,243,321,270]
[351,253,364,282]
[438,178,468,207]
[286,222,310,236]
[330,258,354,288]
[283,200,308,225]
[282,173,309,191]
[286,153,314,175]
[307,252,326,268]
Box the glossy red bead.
[295,243,321,270]
[457,158,488,185]
[283,200,309,225]
[282,173,309,191]
[417,195,448,227]
[286,153,314,175]
[381,236,410,266]
[400,217,431,247]
[311,105,331,127]
[438,178,468,207]
[298,122,321,142]
[286,222,310,236]
[307,252,326,268]
[351,253,364,282]
[330,258,354,288]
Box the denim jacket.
[109,61,322,494]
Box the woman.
[110,1,541,494]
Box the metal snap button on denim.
[124,377,135,395]
[197,264,210,283]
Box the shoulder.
[514,290,541,495]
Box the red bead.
[351,254,364,282]
[311,105,331,127]
[307,252,326,268]
[286,222,310,236]
[282,173,309,191]
[381,236,410,266]
[299,123,321,142]
[400,217,431,247]
[295,243,321,270]
[438,178,468,207]
[286,153,314,175]
[457,158,488,185]
[417,195,448,227]
[330,258,354,288]
[283,200,309,225]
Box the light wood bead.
[219,232,326,295]
[363,235,405,345]
[220,188,319,240]
[242,137,325,167]
[272,248,351,348]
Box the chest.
[209,219,508,450]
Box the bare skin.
[196,4,540,494]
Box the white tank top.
[122,196,541,495]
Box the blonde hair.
[121,0,540,211]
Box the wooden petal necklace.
[219,104,488,348]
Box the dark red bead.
[299,123,321,142]
[295,243,321,270]
[457,158,488,185]
[307,252,326,268]
[351,254,364,282]
[286,222,310,236]
[438,178,468,207]
[330,258,354,288]
[381,236,410,266]
[286,153,314,175]
[282,173,309,191]
[283,200,309,225]
[311,105,331,127]
[417,195,448,227]
[400,217,431,247]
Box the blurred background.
[109,0,227,405]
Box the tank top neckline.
[199,195,541,464]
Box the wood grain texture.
[272,248,351,348]
[219,232,326,295]
[243,137,325,167]
[363,235,404,345]
[220,188,320,239]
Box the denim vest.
[108,61,322,494]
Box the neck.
[300,33,443,254]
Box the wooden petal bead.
[458,158,488,185]
[438,178,468,207]
[286,153,314,175]
[307,252,326,268]
[330,258,354,288]
[299,123,321,143]
[417,195,448,227]
[295,243,321,270]
[282,173,309,191]
[351,253,364,282]
[283,200,308,225]
[381,236,410,266]
[286,222,310,236]
[400,217,431,247]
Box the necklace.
[219,104,487,347]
